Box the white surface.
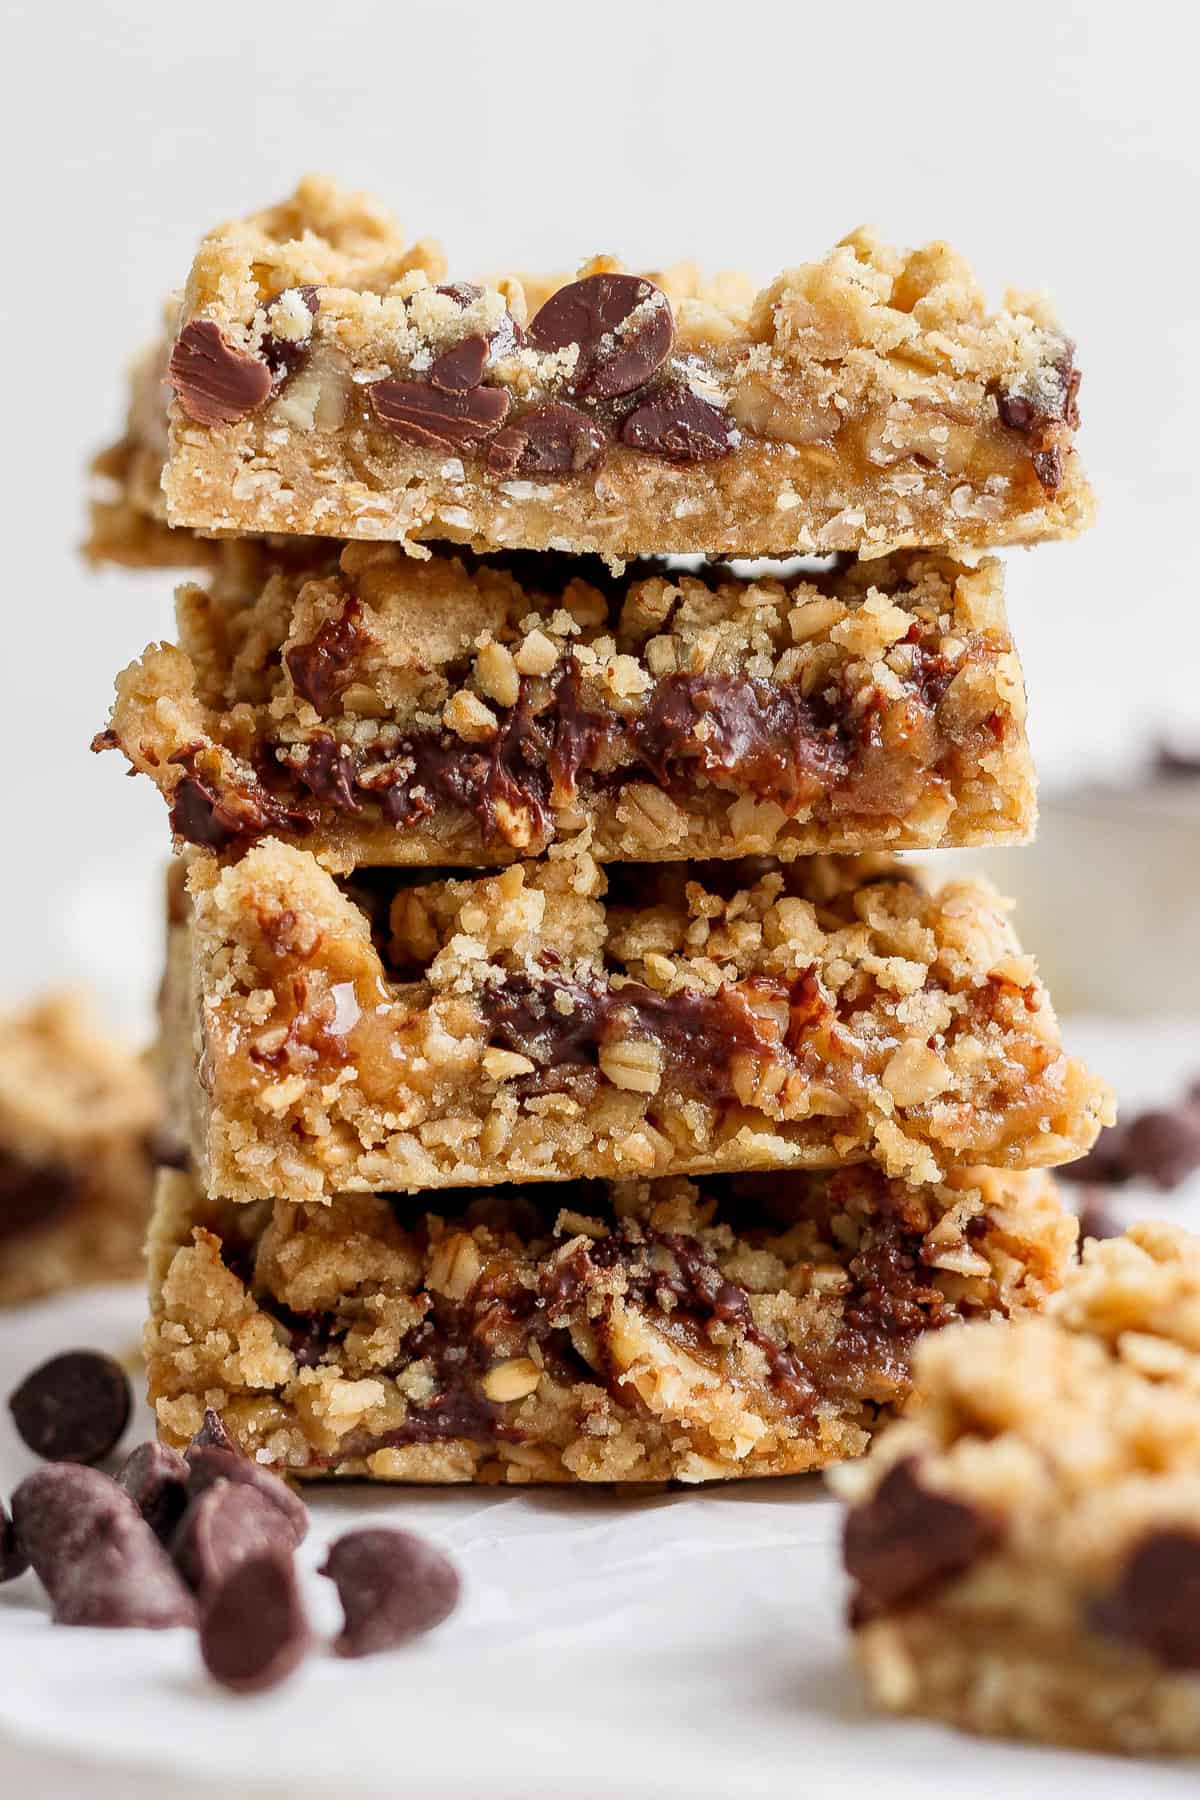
[2,0,1200,1035]
[1,1019,1199,1798]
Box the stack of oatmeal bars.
[92,177,1110,1485]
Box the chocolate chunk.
[429,334,488,393]
[174,1479,299,1600]
[260,284,320,385]
[185,1445,309,1545]
[169,320,272,427]
[486,402,607,479]
[634,673,848,807]
[189,1408,237,1454]
[527,273,673,401]
[9,1350,132,1465]
[320,1527,460,1657]
[1093,1529,1200,1668]
[843,1456,999,1621]
[116,1441,190,1544]
[285,599,366,718]
[620,384,736,462]
[1075,1190,1124,1243]
[0,1498,29,1583]
[11,1464,196,1628]
[0,1151,79,1242]
[368,377,510,451]
[200,1550,311,1693]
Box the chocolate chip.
[1155,744,1200,779]
[843,1456,999,1621]
[368,377,510,451]
[11,1464,197,1628]
[0,1151,79,1242]
[435,284,524,360]
[486,402,608,478]
[285,598,366,718]
[169,320,272,427]
[260,285,320,385]
[185,1445,309,1545]
[116,1441,190,1544]
[288,732,360,812]
[167,756,311,854]
[320,1528,460,1657]
[1075,1190,1124,1243]
[9,1350,132,1465]
[619,383,736,462]
[1123,1107,1200,1190]
[0,1498,29,1583]
[1093,1529,1200,1668]
[200,1549,311,1692]
[527,273,673,401]
[174,1479,299,1600]
[429,334,488,393]
[189,1409,237,1454]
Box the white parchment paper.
[0,1020,1197,1799]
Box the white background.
[2,0,1198,1032]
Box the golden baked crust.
[144,177,1092,563]
[166,840,1112,1204]
[145,1162,1074,1484]
[98,545,1035,870]
[0,993,161,1305]
[836,1222,1200,1757]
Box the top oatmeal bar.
[151,176,1092,563]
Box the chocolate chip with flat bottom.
[174,1479,299,1600]
[116,1441,190,1544]
[200,1549,311,1693]
[368,377,510,451]
[9,1350,132,1465]
[620,383,737,462]
[429,334,489,393]
[188,1408,237,1454]
[486,402,607,478]
[185,1445,309,1545]
[843,1456,999,1622]
[11,1464,196,1628]
[527,273,673,400]
[320,1527,461,1657]
[169,320,273,426]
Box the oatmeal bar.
[145,1161,1073,1484]
[97,544,1035,871]
[0,994,161,1306]
[835,1221,1200,1757]
[166,840,1111,1204]
[152,176,1092,563]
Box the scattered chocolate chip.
[11,1465,196,1628]
[1155,743,1200,779]
[429,334,488,393]
[174,1479,299,1600]
[619,383,736,462]
[320,1528,460,1657]
[200,1549,311,1693]
[0,1498,29,1583]
[185,1445,309,1545]
[9,1350,132,1465]
[843,1456,999,1622]
[168,320,272,427]
[368,377,510,451]
[116,1441,190,1544]
[260,285,320,385]
[1124,1107,1200,1190]
[486,402,608,478]
[189,1409,237,1454]
[0,1151,79,1243]
[435,283,523,360]
[527,273,673,400]
[1093,1529,1200,1668]
[285,598,366,718]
